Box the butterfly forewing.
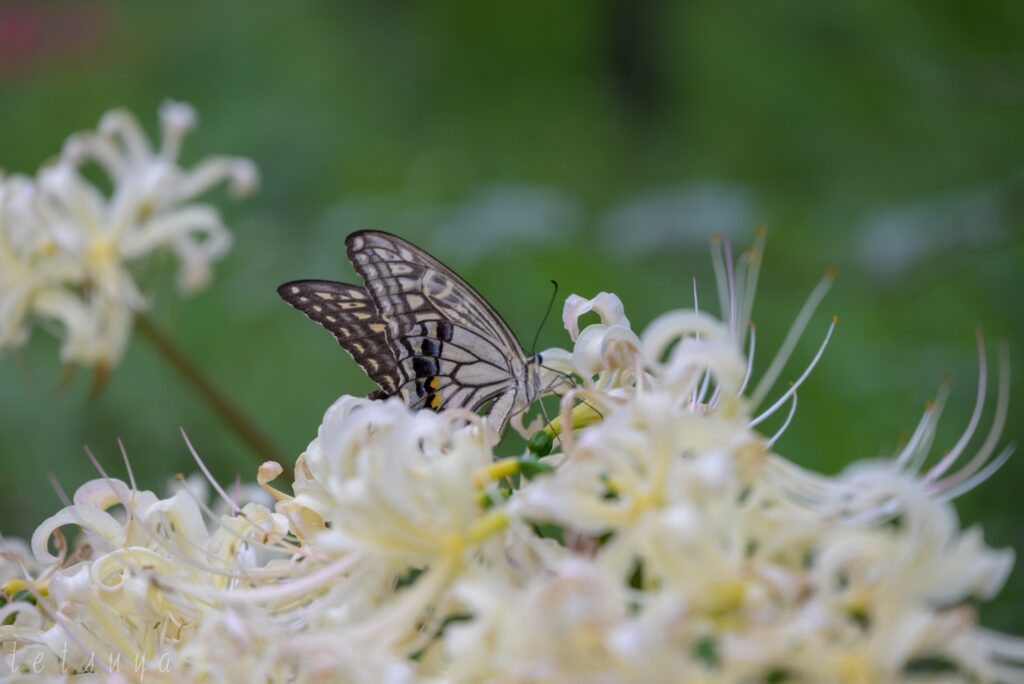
[345,232,522,353]
[277,280,401,397]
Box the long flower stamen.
[932,342,1011,493]
[925,329,989,482]
[179,428,240,513]
[749,315,837,428]
[736,226,767,342]
[723,235,738,336]
[894,381,951,473]
[738,322,757,397]
[938,444,1016,502]
[691,276,706,407]
[766,387,798,448]
[710,234,730,333]
[749,268,836,409]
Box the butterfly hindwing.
[396,319,521,414]
[344,231,532,429]
[277,280,401,398]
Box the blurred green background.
[1,1,1021,630]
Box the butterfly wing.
[345,231,531,428]
[277,280,401,398]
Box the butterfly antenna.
[530,280,559,356]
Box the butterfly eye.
[534,353,543,365]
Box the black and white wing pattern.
[345,231,539,433]
[276,280,401,399]
[278,230,541,437]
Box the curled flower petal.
[562,291,630,341]
[571,321,641,378]
[31,505,125,565]
[72,478,124,506]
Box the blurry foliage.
[0,0,1022,630]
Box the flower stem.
[135,313,284,467]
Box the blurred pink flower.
[0,1,108,77]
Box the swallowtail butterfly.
[278,231,543,437]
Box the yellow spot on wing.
[429,376,441,390]
[369,323,386,333]
[430,394,442,410]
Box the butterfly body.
[278,231,541,437]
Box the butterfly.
[277,230,543,438]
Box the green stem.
[136,313,284,468]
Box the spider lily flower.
[441,559,636,681]
[539,232,835,436]
[11,474,291,674]
[293,397,506,567]
[540,291,640,395]
[0,233,1020,681]
[0,173,82,353]
[0,101,257,370]
[517,235,1021,681]
[270,397,520,653]
[168,606,416,684]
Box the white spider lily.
[442,559,633,682]
[0,234,1020,682]
[279,397,516,653]
[0,174,82,352]
[11,475,290,673]
[296,397,502,566]
[59,101,256,295]
[0,102,257,368]
[542,291,640,392]
[520,235,1021,682]
[167,606,416,684]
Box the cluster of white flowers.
[0,102,257,369]
[1,238,1020,683]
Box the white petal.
[562,292,630,341]
[31,505,125,565]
